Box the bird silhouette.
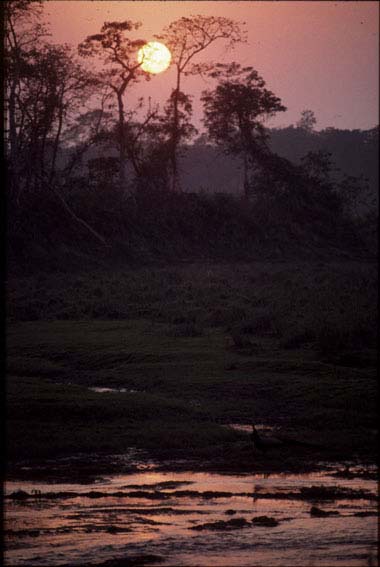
[250,424,283,453]
[251,423,326,454]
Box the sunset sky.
[43,1,379,133]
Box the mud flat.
[4,467,378,567]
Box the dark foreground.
[7,261,377,475]
[5,260,378,566]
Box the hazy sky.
[43,1,379,132]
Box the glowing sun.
[138,41,171,74]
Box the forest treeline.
[5,1,378,273]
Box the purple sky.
[43,1,379,132]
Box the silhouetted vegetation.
[5,1,378,272]
[157,15,245,191]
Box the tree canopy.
[156,16,246,191]
[202,63,286,155]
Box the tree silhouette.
[157,15,245,191]
[201,63,286,198]
[78,21,148,190]
[297,109,317,132]
[5,1,113,246]
[5,1,98,201]
[5,0,47,198]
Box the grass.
[6,260,378,469]
[7,261,377,339]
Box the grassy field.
[6,260,378,471]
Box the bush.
[280,330,315,349]
[166,322,204,337]
[229,330,252,349]
[316,320,375,359]
[237,310,281,337]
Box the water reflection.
[5,469,378,566]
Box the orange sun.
[138,41,171,74]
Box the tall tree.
[8,42,98,199]
[5,1,99,197]
[157,15,245,191]
[5,0,47,195]
[78,21,147,190]
[5,0,111,245]
[297,109,317,132]
[201,63,286,198]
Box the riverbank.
[6,261,377,479]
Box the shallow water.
[88,387,138,394]
[4,468,378,566]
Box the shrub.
[237,309,281,337]
[166,322,204,337]
[316,319,375,359]
[280,330,315,349]
[229,329,252,348]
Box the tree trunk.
[243,150,249,200]
[51,184,108,246]
[170,70,181,192]
[117,91,126,190]
[7,78,20,199]
[49,97,64,185]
